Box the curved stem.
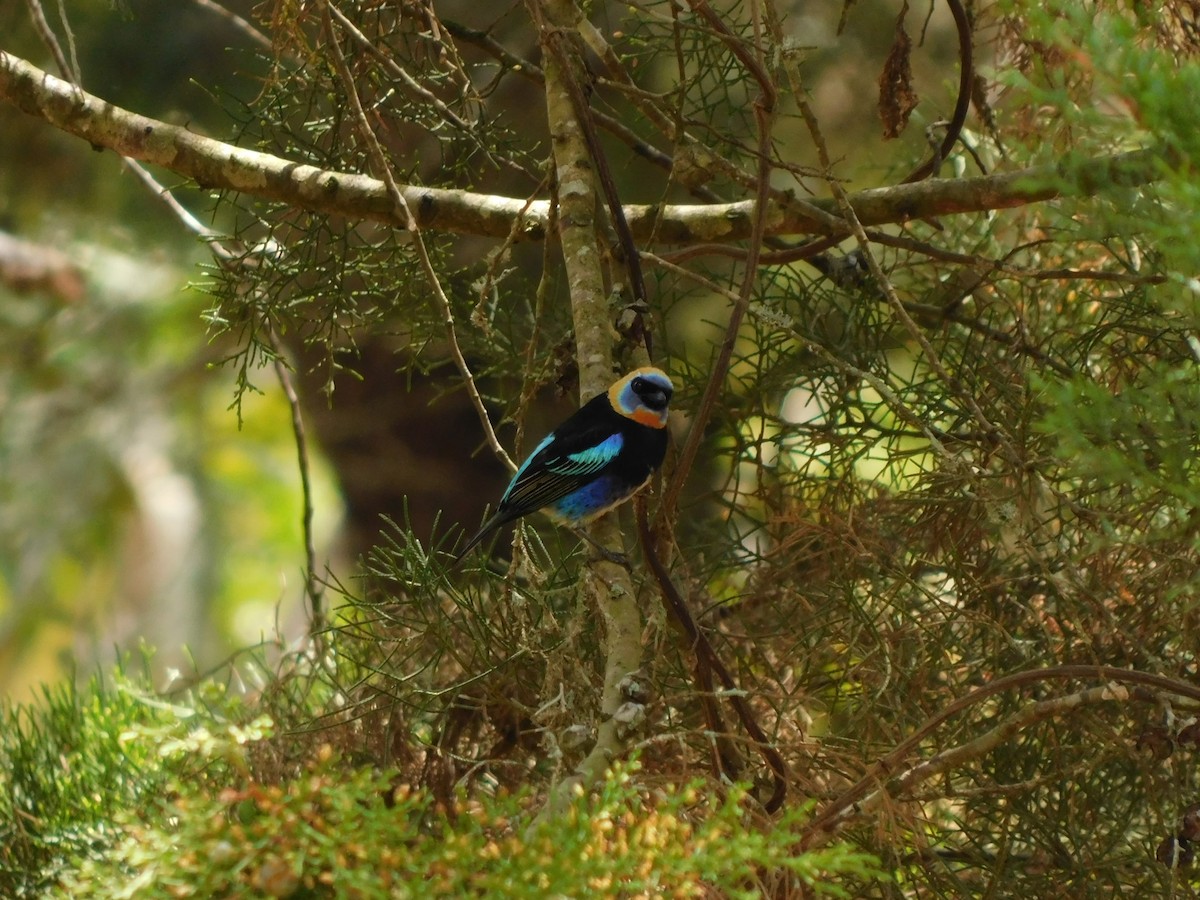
[902,0,974,183]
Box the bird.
[453,366,674,567]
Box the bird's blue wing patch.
[498,432,623,517]
[548,432,623,476]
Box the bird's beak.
[645,389,670,410]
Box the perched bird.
[453,367,674,566]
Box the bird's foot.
[572,528,632,569]
[588,545,632,569]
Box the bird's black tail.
[448,512,503,571]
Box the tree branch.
[0,50,1168,246]
[531,0,646,816]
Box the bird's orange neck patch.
[630,406,667,428]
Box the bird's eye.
[631,377,646,392]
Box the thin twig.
[657,235,838,266]
[322,1,514,474]
[51,0,80,85]
[472,168,551,339]
[268,327,325,630]
[120,145,328,631]
[327,4,474,132]
[190,0,274,50]
[658,0,778,525]
[23,0,77,85]
[638,502,788,813]
[512,182,559,458]
[120,158,234,259]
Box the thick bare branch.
[0,50,543,238]
[531,0,646,816]
[0,49,1168,245]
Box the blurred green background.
[0,0,345,700]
